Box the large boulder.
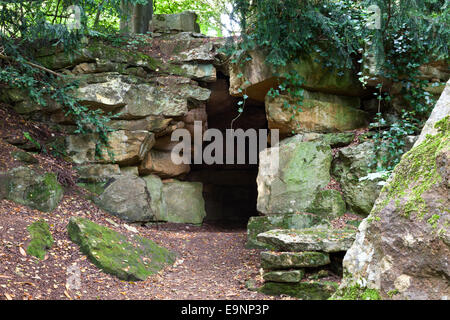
[162,180,206,224]
[336,82,450,300]
[257,138,346,218]
[332,141,384,216]
[95,175,154,223]
[229,50,364,102]
[0,167,63,212]
[266,91,367,135]
[68,217,176,281]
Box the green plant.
[0,1,114,156]
[228,0,448,173]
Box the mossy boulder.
[246,213,330,249]
[338,82,450,300]
[263,270,304,283]
[26,220,54,260]
[0,167,63,212]
[257,140,333,215]
[257,227,357,253]
[260,251,330,270]
[259,281,338,300]
[68,217,176,281]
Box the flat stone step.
[261,251,330,270]
[263,270,304,283]
[256,227,357,253]
[259,281,338,300]
[246,213,330,249]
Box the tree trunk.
[120,0,153,34]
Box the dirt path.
[0,193,286,300]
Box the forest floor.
[0,193,285,300]
[0,103,346,301]
[0,103,283,300]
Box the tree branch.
[0,53,63,78]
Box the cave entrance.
[186,73,267,227]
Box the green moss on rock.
[68,217,175,281]
[331,284,381,300]
[0,167,63,212]
[26,220,54,260]
[373,116,450,219]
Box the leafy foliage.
[0,0,118,154]
[154,0,231,36]
[229,0,449,172]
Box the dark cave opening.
[186,73,267,227]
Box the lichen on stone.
[373,116,449,219]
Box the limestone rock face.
[257,227,357,253]
[336,83,450,300]
[229,50,364,102]
[66,130,154,165]
[75,164,120,183]
[257,138,345,217]
[76,74,190,118]
[68,217,176,281]
[96,175,154,223]
[139,149,190,178]
[266,91,367,135]
[332,142,383,216]
[162,180,206,224]
[0,167,63,212]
